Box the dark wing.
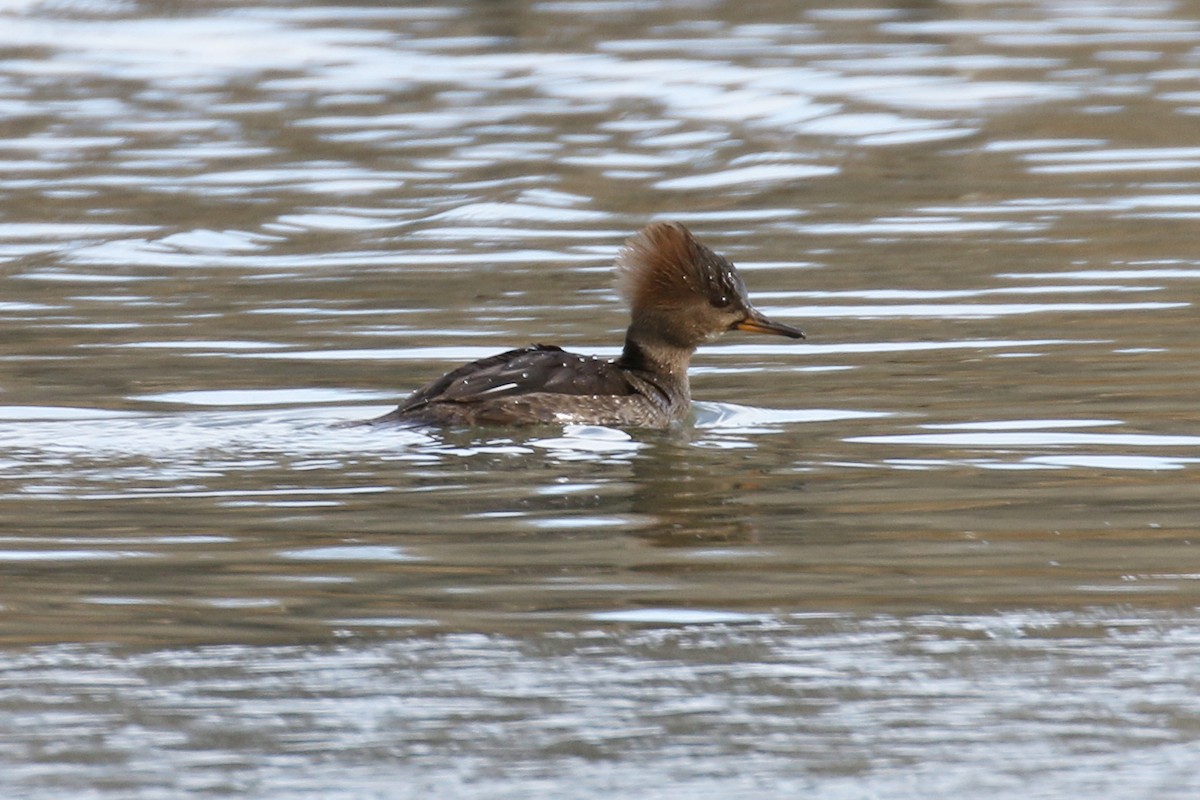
[395,344,637,415]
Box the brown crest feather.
[615,221,735,310]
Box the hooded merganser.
[363,221,805,428]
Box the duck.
[361,221,804,428]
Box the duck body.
[369,343,688,427]
[362,221,804,429]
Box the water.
[2,0,1200,796]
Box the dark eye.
[710,295,731,309]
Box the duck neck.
[616,322,695,405]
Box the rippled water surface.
[3,0,1200,797]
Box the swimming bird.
[363,221,804,428]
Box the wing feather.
[395,344,636,415]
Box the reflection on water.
[4,612,1200,798]
[2,0,1200,797]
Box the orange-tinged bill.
[734,310,805,339]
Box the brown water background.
[2,1,1200,797]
